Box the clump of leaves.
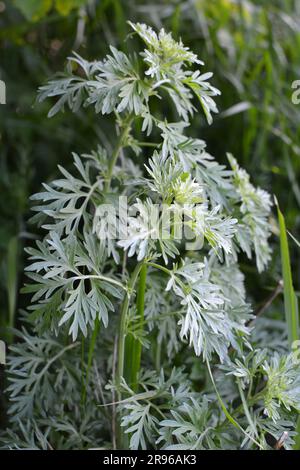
[1,22,298,451]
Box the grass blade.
[276,198,300,450]
[276,199,299,346]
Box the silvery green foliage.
[109,357,299,450]
[165,259,251,360]
[2,323,112,449]
[115,368,191,450]
[3,22,298,451]
[262,353,300,422]
[157,396,217,450]
[23,230,123,340]
[38,21,219,128]
[30,150,104,234]
[5,328,81,420]
[227,154,272,273]
[221,349,300,449]
[117,198,180,263]
[144,272,182,358]
[0,420,50,450]
[33,21,250,360]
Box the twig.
[247,280,283,326]
[228,281,283,355]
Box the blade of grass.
[276,198,300,449]
[276,198,299,346]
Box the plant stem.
[116,262,144,393]
[146,261,171,276]
[237,379,257,438]
[81,114,133,433]
[129,264,147,391]
[105,116,133,192]
[137,141,161,148]
[85,115,133,448]
[116,261,144,449]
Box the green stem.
[116,261,144,449]
[97,114,134,449]
[105,116,133,192]
[116,262,144,393]
[137,141,161,148]
[237,379,257,438]
[146,262,171,276]
[129,264,147,391]
[79,114,130,404]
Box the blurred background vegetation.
[0,0,299,361]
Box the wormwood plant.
[2,22,300,450]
